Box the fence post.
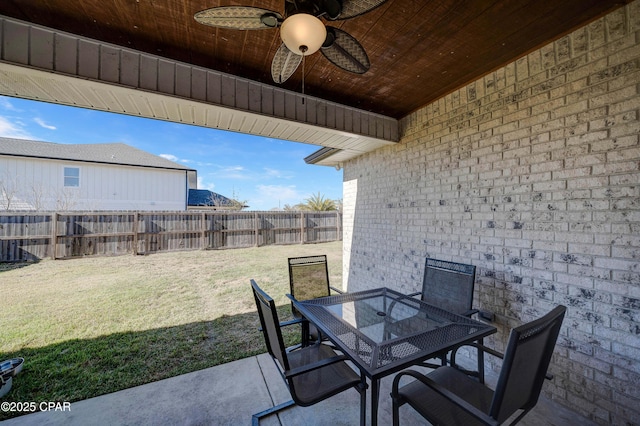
[300,211,305,244]
[50,212,57,260]
[143,212,149,254]
[254,211,259,247]
[336,211,341,241]
[132,212,139,255]
[200,211,206,249]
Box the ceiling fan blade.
[330,0,388,20]
[271,43,302,83]
[194,7,282,30]
[321,27,370,74]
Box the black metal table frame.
[288,287,497,426]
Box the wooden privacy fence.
[0,211,342,262]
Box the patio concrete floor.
[1,353,596,426]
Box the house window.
[64,167,80,187]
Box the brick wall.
[342,2,640,424]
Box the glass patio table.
[287,287,497,425]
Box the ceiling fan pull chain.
[302,53,305,104]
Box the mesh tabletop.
[292,288,496,377]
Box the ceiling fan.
[194,0,388,84]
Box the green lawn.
[0,241,342,420]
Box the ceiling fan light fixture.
[280,13,326,56]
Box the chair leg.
[391,395,401,426]
[301,320,310,347]
[359,376,367,426]
[251,400,295,425]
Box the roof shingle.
[0,137,195,171]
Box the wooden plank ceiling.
[0,0,631,119]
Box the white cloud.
[0,116,33,139]
[215,165,249,180]
[34,117,56,130]
[197,177,215,191]
[159,154,179,162]
[263,167,293,179]
[159,153,193,164]
[225,166,245,172]
[0,97,19,111]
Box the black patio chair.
[386,258,478,368]
[417,258,478,317]
[250,279,367,425]
[390,305,567,426]
[288,255,342,344]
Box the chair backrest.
[490,305,567,423]
[288,255,331,316]
[251,279,290,372]
[422,258,476,315]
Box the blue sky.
[0,95,343,211]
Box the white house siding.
[342,2,640,425]
[0,156,187,211]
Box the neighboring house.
[0,137,197,211]
[187,189,246,211]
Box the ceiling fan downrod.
[301,45,308,104]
